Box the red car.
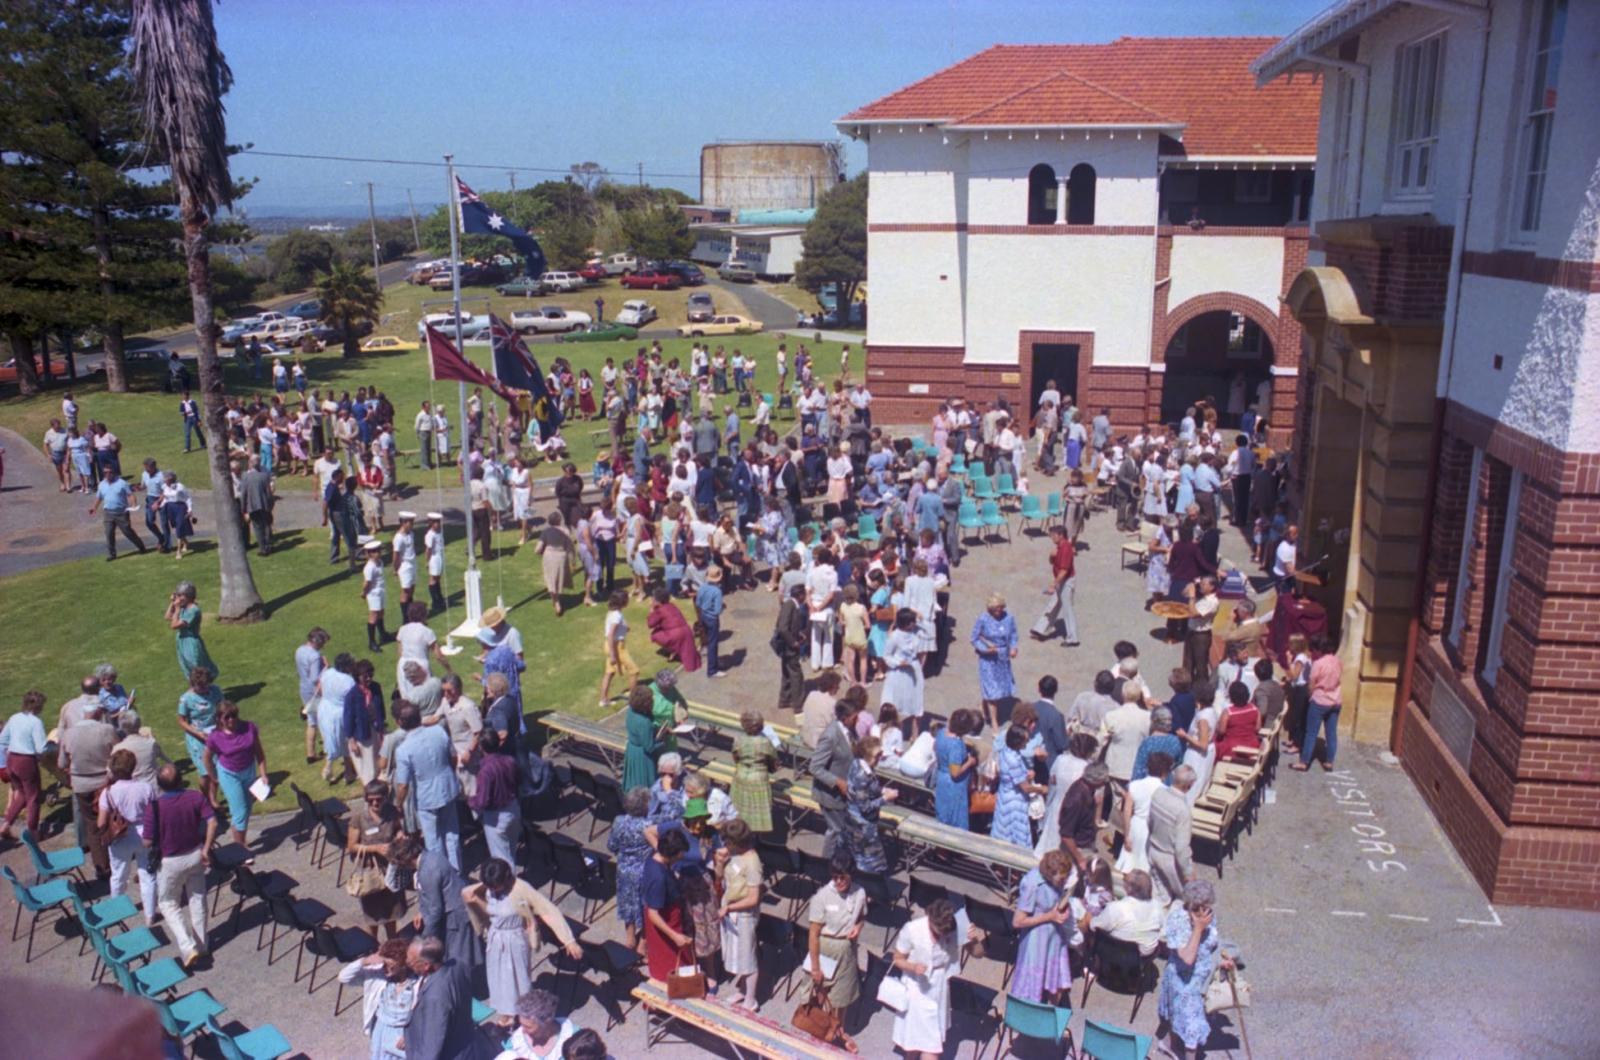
[620,269,682,291]
[578,263,608,282]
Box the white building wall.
[1168,235,1286,314]
[866,232,967,347]
[962,134,1159,226]
[864,130,966,224]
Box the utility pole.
[508,171,517,193]
[637,161,644,187]
[365,181,382,279]
[405,188,422,250]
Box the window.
[1514,0,1566,236]
[1446,447,1484,651]
[1164,171,1198,202]
[1066,164,1096,224]
[1481,470,1523,686]
[1235,171,1272,204]
[1027,164,1057,225]
[1390,32,1445,197]
[1328,71,1357,215]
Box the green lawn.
[0,520,661,816]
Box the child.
[873,703,905,768]
[1079,855,1114,919]
[839,583,870,685]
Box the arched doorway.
[1159,303,1276,428]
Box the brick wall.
[1320,221,1453,322]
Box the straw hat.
[479,606,507,627]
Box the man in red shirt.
[1029,524,1080,646]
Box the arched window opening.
[1027,164,1057,225]
[1067,163,1096,224]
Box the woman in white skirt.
[423,512,446,615]
[891,898,966,1060]
[902,558,940,659]
[509,456,534,544]
[360,540,387,653]
[1181,676,1219,807]
[715,819,763,1009]
[462,858,580,1030]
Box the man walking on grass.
[88,464,147,561]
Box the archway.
[1159,299,1278,428]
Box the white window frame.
[1510,0,1565,241]
[1482,469,1523,686]
[1389,31,1446,200]
[1446,447,1484,651]
[1328,71,1357,216]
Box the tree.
[620,204,693,262]
[569,162,608,193]
[315,261,383,358]
[265,229,337,290]
[795,172,867,312]
[131,0,264,623]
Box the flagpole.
[443,152,487,648]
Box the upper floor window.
[1514,0,1566,236]
[1066,164,1096,224]
[1328,71,1357,215]
[1027,164,1057,225]
[1390,32,1445,197]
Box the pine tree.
[796,173,867,312]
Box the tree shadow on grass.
[223,681,266,705]
[262,566,356,618]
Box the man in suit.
[774,585,809,713]
[1031,675,1068,772]
[733,449,759,532]
[415,847,479,978]
[938,466,965,569]
[404,936,487,1060]
[1147,765,1197,906]
[809,697,862,859]
[771,448,802,527]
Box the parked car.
[495,276,545,297]
[558,321,639,343]
[541,271,585,293]
[0,355,73,384]
[662,260,706,285]
[360,335,420,353]
[241,317,300,344]
[717,260,757,283]
[460,262,507,286]
[428,271,456,291]
[408,259,450,284]
[685,293,715,323]
[678,314,763,337]
[311,319,375,345]
[416,312,491,341]
[602,253,638,276]
[620,269,681,291]
[285,299,322,319]
[510,306,592,334]
[578,263,608,282]
[219,316,262,346]
[616,300,658,327]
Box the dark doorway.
[1159,310,1274,427]
[1030,343,1079,411]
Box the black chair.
[855,870,904,948]
[756,915,800,1002]
[261,891,331,968]
[587,775,624,842]
[549,836,610,923]
[579,938,644,1030]
[799,850,833,890]
[315,806,351,886]
[964,896,1019,988]
[948,976,1002,1060]
[784,918,816,1002]
[861,950,893,1015]
[904,873,946,915]
[534,922,589,1010]
[303,923,377,1011]
[289,784,323,859]
[217,863,294,940]
[564,765,598,828]
[1080,929,1159,1019]
[757,841,807,921]
[521,823,556,890]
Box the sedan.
[677,314,763,337]
[495,276,545,297]
[360,335,420,353]
[578,263,609,282]
[558,322,640,343]
[511,306,593,334]
[620,269,682,291]
[0,356,73,384]
[686,293,715,322]
[717,260,757,283]
[663,260,706,285]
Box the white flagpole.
[445,154,484,642]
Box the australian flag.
[457,176,546,279]
[489,315,561,436]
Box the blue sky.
[216,0,1334,215]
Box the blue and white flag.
[456,176,546,278]
[489,315,561,435]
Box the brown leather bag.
[666,948,706,1000]
[969,786,997,815]
[791,982,843,1042]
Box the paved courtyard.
[4,476,1599,1058]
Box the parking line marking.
[1262,907,1297,914]
[1456,905,1504,928]
[1387,914,1430,923]
[1329,910,1367,917]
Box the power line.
[238,148,853,183]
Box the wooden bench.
[539,711,627,773]
[633,979,856,1059]
[779,733,935,805]
[885,805,1038,900]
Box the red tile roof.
[840,37,1321,157]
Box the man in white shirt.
[1090,869,1165,955]
[1183,576,1220,683]
[413,402,435,470]
[1273,523,1299,590]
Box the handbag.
[666,948,706,1000]
[792,982,844,1042]
[873,605,897,623]
[99,782,130,843]
[1205,967,1252,1013]
[875,973,910,1013]
[344,854,388,900]
[968,786,997,815]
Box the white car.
[540,271,585,293]
[416,312,491,341]
[240,317,299,344]
[602,253,638,276]
[615,300,658,327]
[510,306,592,334]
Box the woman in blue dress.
[879,609,926,731]
[166,581,218,682]
[1175,456,1197,513]
[932,709,978,830]
[969,593,1018,729]
[990,725,1047,848]
[339,937,417,1060]
[607,785,658,954]
[1010,850,1078,1004]
[1158,880,1230,1060]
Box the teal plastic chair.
[996,471,1022,506]
[1017,493,1046,533]
[972,476,999,502]
[20,827,87,883]
[1,864,73,962]
[207,1016,292,1060]
[857,513,881,544]
[1045,491,1064,521]
[999,994,1075,1056]
[957,499,984,543]
[1080,1016,1155,1059]
[950,454,968,476]
[68,879,138,955]
[104,941,190,1000]
[153,991,227,1047]
[979,499,1009,541]
[472,998,499,1024]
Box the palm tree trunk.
[92,205,130,393]
[181,184,264,622]
[342,312,357,358]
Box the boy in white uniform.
[361,540,387,651]
[424,512,446,615]
[392,511,418,609]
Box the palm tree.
[315,260,383,358]
[129,0,263,622]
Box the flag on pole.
[489,315,562,435]
[425,325,503,393]
[456,176,546,278]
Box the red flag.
[425,325,501,391]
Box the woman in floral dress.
[607,786,658,953]
[969,593,1018,729]
[844,735,897,873]
[1010,850,1079,1004]
[990,725,1047,848]
[1158,880,1230,1060]
[339,937,417,1060]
